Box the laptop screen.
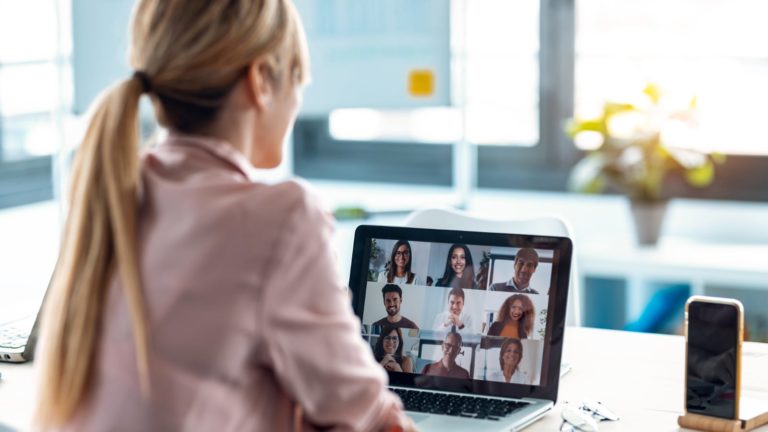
[349,225,572,401]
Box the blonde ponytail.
[36,0,309,427]
[36,76,149,426]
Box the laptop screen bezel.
[349,224,572,403]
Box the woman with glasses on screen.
[34,1,414,431]
[378,240,423,285]
[436,244,477,289]
[373,326,414,373]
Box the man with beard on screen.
[371,284,419,330]
[489,248,541,294]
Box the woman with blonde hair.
[35,1,413,431]
[487,338,533,385]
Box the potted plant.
[566,83,724,245]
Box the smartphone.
[685,296,744,420]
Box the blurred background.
[2,0,768,340]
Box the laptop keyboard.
[0,325,29,349]
[391,388,529,420]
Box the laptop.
[0,314,40,363]
[0,279,48,363]
[349,225,572,431]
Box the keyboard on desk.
[391,388,529,421]
[0,324,29,349]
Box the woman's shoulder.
[377,270,389,282]
[208,178,331,256]
[241,178,329,226]
[263,178,320,208]
[488,321,502,335]
[487,369,503,381]
[514,368,533,385]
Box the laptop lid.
[348,225,572,403]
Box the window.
[0,0,71,208]
[0,0,69,313]
[576,0,768,157]
[294,0,768,201]
[575,0,768,200]
[293,0,574,190]
[328,0,539,147]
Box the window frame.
[292,0,768,202]
[0,156,53,209]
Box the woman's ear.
[245,58,275,111]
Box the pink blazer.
[62,133,400,431]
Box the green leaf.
[711,152,727,164]
[603,102,636,117]
[566,118,604,138]
[334,206,368,220]
[643,83,662,104]
[685,160,715,187]
[568,154,607,194]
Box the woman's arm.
[488,321,502,336]
[402,356,414,373]
[257,183,406,431]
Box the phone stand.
[678,410,768,432]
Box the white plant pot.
[630,200,668,246]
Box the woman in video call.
[34,1,414,431]
[378,240,423,285]
[374,326,414,373]
[436,244,478,289]
[487,294,535,339]
[488,338,532,385]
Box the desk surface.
[2,327,767,431]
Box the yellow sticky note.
[408,69,434,97]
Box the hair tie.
[133,71,152,94]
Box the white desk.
[548,328,768,431]
[3,327,768,431]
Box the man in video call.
[488,248,540,294]
[371,284,419,330]
[432,287,473,334]
[421,331,470,379]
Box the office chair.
[403,207,581,327]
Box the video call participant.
[377,240,423,285]
[421,332,470,379]
[35,0,415,431]
[373,326,414,373]
[487,338,532,385]
[371,284,419,330]
[432,287,474,334]
[436,244,478,289]
[488,294,535,339]
[488,248,540,294]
